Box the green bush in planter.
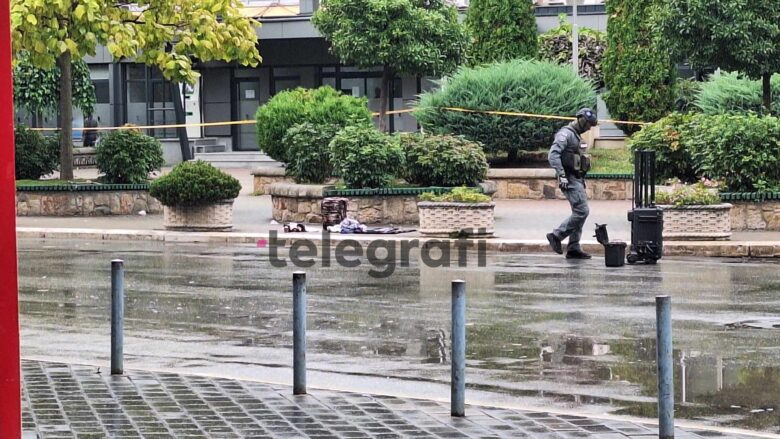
[627,112,703,183]
[14,125,58,180]
[283,122,338,184]
[150,160,241,207]
[689,114,780,192]
[255,86,372,164]
[329,126,404,189]
[96,129,164,184]
[400,134,488,187]
[419,187,491,203]
[415,59,596,160]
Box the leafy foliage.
[603,0,675,135]
[689,114,780,193]
[673,78,701,113]
[256,87,372,163]
[400,134,488,187]
[13,54,95,116]
[96,129,164,184]
[150,160,241,207]
[329,126,405,189]
[588,147,633,174]
[419,187,491,203]
[415,59,596,158]
[656,182,720,206]
[465,0,537,65]
[283,123,338,184]
[14,125,59,180]
[658,0,780,112]
[695,72,780,116]
[313,0,467,128]
[538,15,607,88]
[628,113,703,183]
[630,113,780,192]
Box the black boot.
[566,249,592,260]
[546,233,562,254]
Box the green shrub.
[96,129,164,184]
[150,160,241,207]
[414,59,596,160]
[256,86,372,163]
[14,126,59,180]
[419,187,491,203]
[538,15,607,88]
[695,72,780,116]
[627,113,703,183]
[689,114,780,192]
[329,126,404,189]
[400,134,488,187]
[656,182,720,206]
[674,78,701,113]
[602,0,675,135]
[465,0,538,65]
[283,123,338,184]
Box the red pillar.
[0,0,22,436]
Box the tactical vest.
[561,127,591,178]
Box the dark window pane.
[93,80,110,104]
[128,65,146,80]
[128,82,146,103]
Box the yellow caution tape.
[28,107,647,132]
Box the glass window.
[128,81,146,103]
[128,65,146,80]
[93,80,110,104]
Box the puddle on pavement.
[16,239,780,433]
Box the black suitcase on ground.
[627,151,663,264]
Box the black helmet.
[576,108,598,126]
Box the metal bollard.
[451,280,466,417]
[293,271,307,395]
[111,259,124,375]
[656,295,674,439]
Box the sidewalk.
[16,168,780,257]
[23,359,766,439]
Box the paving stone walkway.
[22,360,757,439]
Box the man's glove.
[558,175,570,191]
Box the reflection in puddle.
[17,239,780,433]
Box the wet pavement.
[18,238,780,435]
[22,360,758,438]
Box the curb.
[16,227,780,258]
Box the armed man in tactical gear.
[546,108,598,259]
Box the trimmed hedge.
[629,113,780,192]
[329,126,404,189]
[466,0,538,65]
[695,72,780,116]
[14,125,58,180]
[255,86,372,164]
[150,160,241,207]
[283,122,338,184]
[400,134,488,187]
[538,17,607,88]
[414,59,596,160]
[96,130,164,184]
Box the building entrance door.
[236,80,261,151]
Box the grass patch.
[16,179,91,187]
[590,147,633,174]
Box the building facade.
[17,0,608,163]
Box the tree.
[602,0,675,135]
[465,0,538,66]
[13,54,95,126]
[313,0,467,131]
[11,0,261,180]
[658,0,780,113]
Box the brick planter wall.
[16,187,161,216]
[269,183,420,224]
[730,201,780,231]
[486,169,634,200]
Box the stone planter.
[417,202,495,237]
[661,203,733,240]
[163,200,235,231]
